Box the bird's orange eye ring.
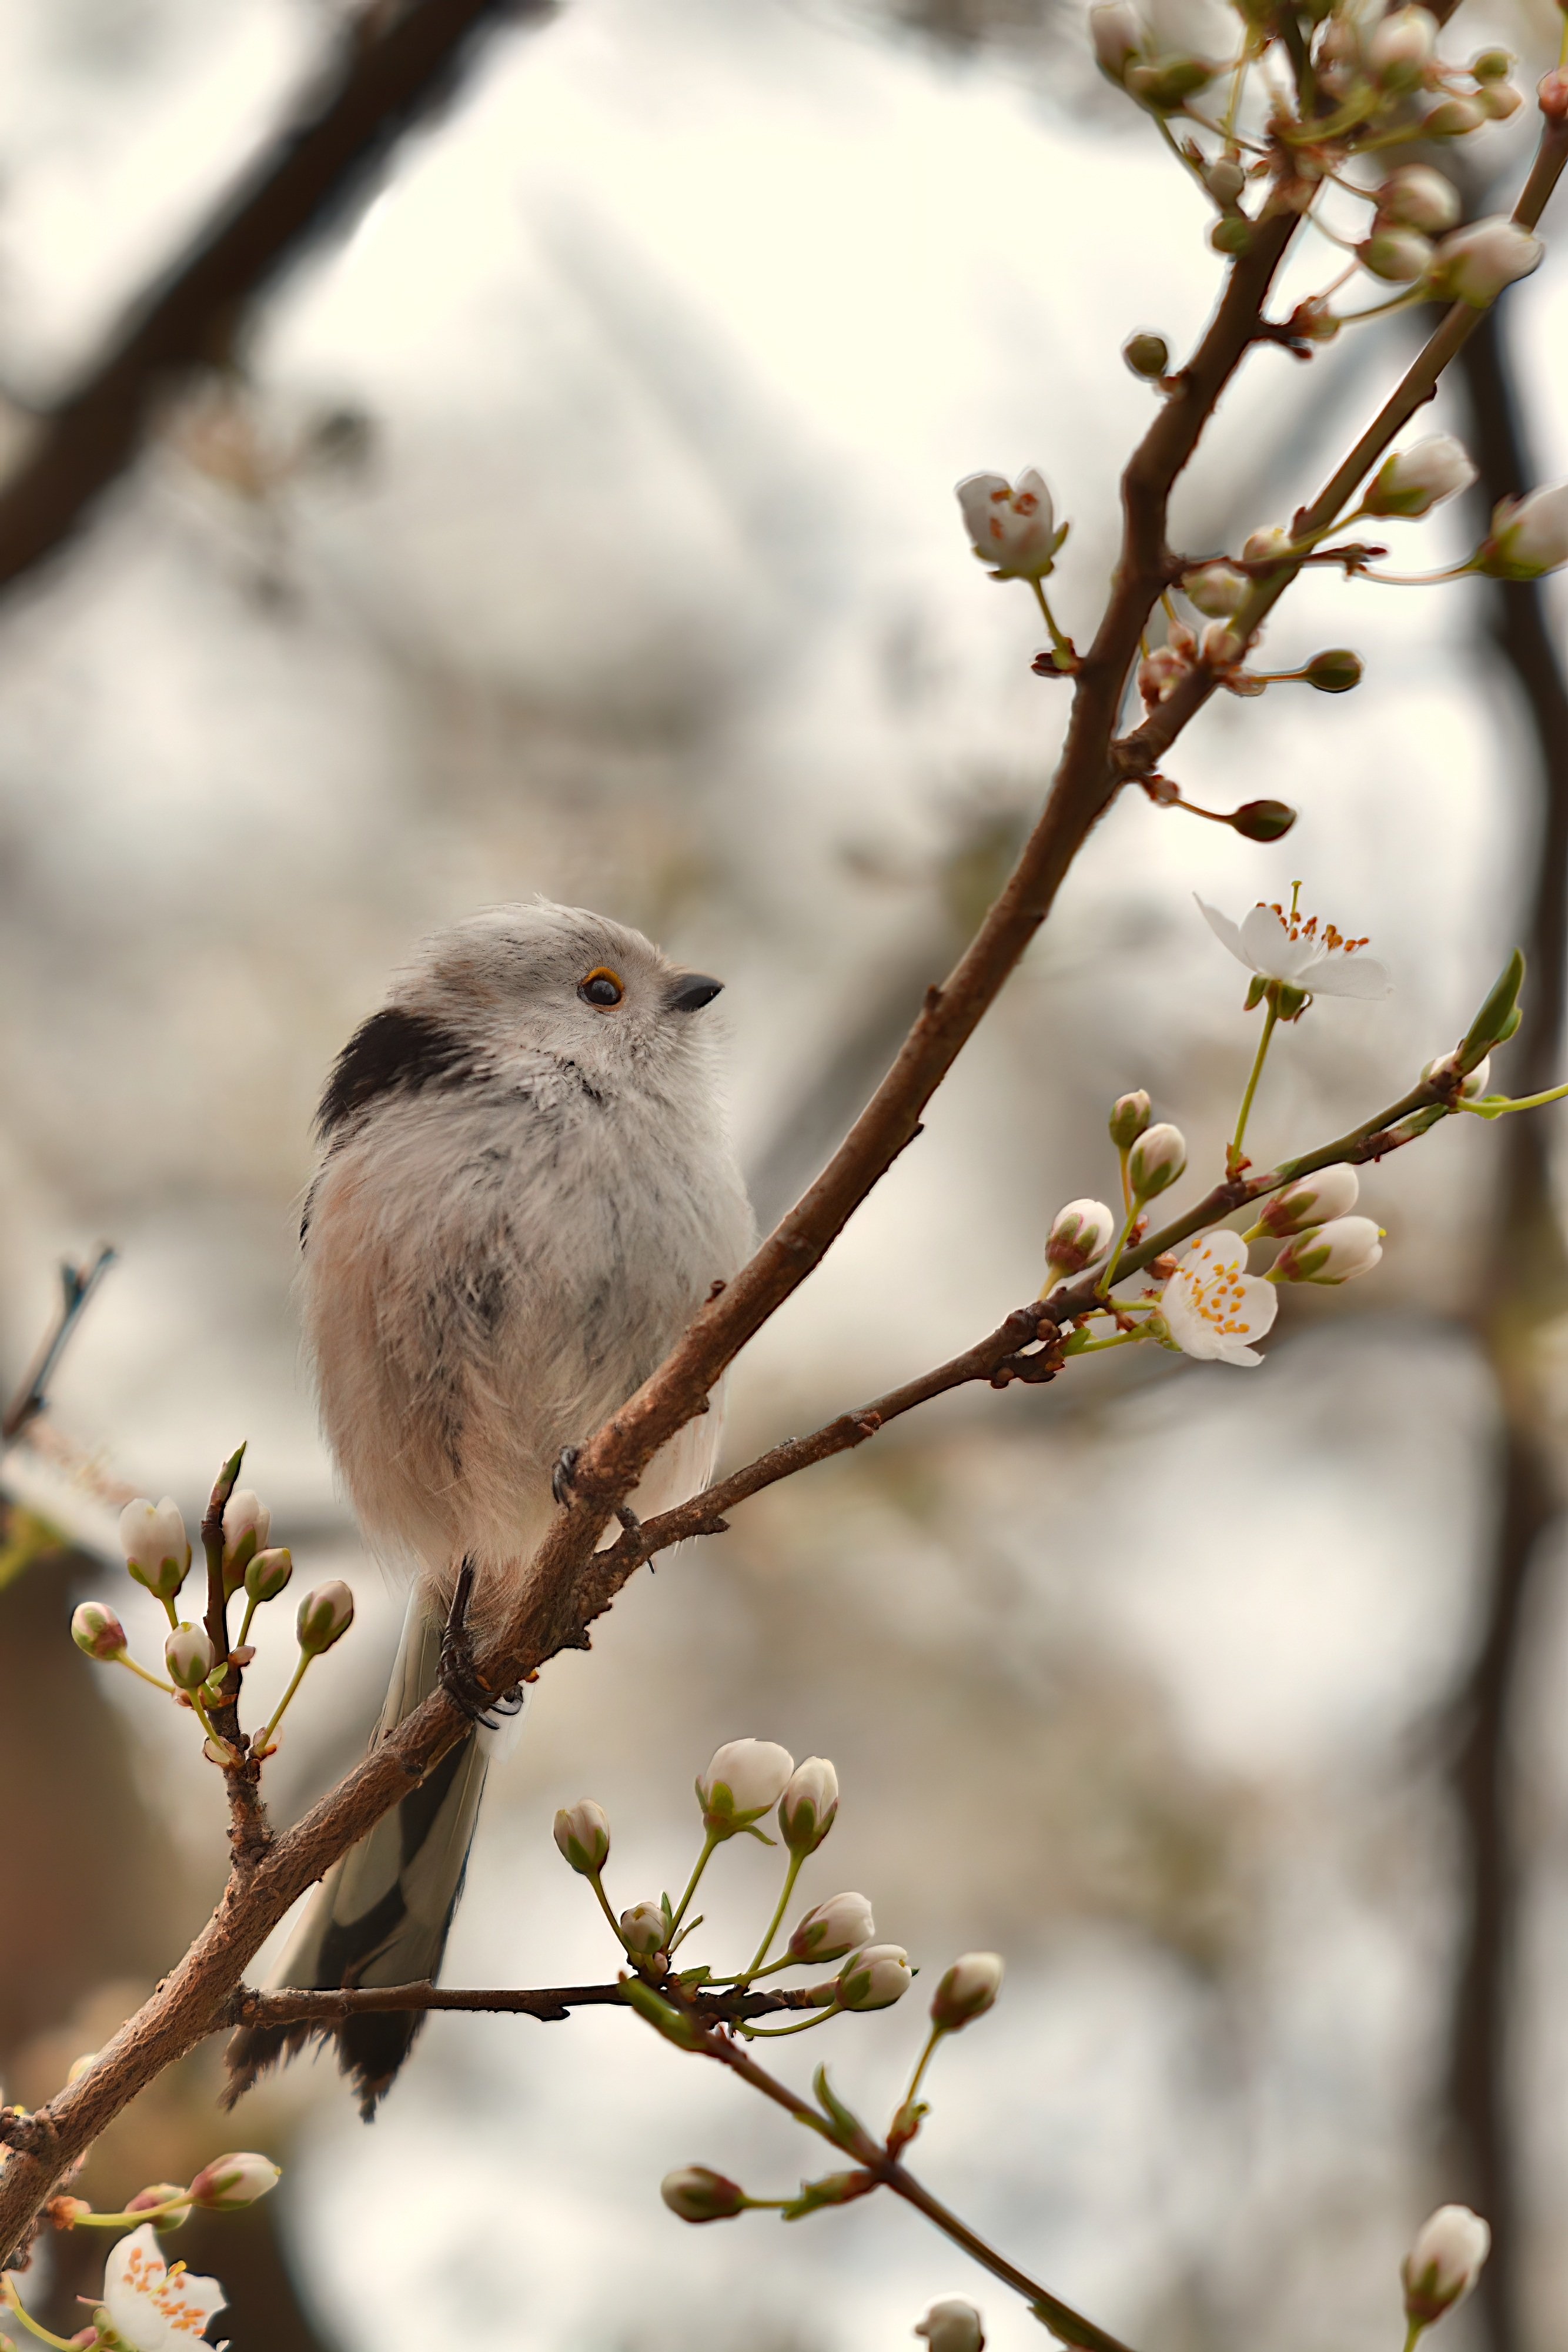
[578,967,624,1008]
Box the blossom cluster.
[71,1457,353,1768]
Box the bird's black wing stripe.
[317,1007,475,1135]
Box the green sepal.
[1243,974,1267,1010]
[812,2064,868,2145]
[621,1978,706,2049]
[780,2170,877,2221]
[1459,948,1525,1064]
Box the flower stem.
[1097,1200,1142,1297]
[741,1850,805,1983]
[0,2278,89,2351]
[903,2024,944,2112]
[189,1692,240,1765]
[113,1655,178,1697]
[668,1830,722,1936]
[256,1652,313,1753]
[1459,1078,1568,1115]
[236,1593,260,1649]
[67,2194,191,2228]
[1232,1002,1279,1155]
[1029,577,1074,670]
[741,2006,840,2038]
[1354,558,1479,587]
[583,1868,626,1946]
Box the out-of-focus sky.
[5,0,1568,2346]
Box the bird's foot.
[438,1560,523,1730]
[551,1445,581,1506]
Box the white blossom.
[1197,897,1391,999]
[779,1757,839,1855]
[916,2300,987,2352]
[1480,483,1568,580]
[837,1942,913,2010]
[101,2223,226,2351]
[554,1798,611,1875]
[1364,433,1477,519]
[788,1890,875,1962]
[1253,1164,1360,1238]
[1045,1198,1116,1280]
[163,1623,215,1691]
[1128,1122,1187,1201]
[620,1899,671,1957]
[1402,2204,1492,2324]
[956,470,1066,579]
[931,1952,1004,2031]
[1272,1214,1385,1285]
[118,1498,190,1603]
[697,1738,795,1833]
[1159,1230,1278,1366]
[1378,165,1459,233]
[1427,217,1543,306]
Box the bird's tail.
[224,1595,494,2119]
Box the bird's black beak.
[668,973,724,1013]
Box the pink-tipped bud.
[243,1546,292,1605]
[1108,1090,1152,1150]
[188,2153,281,2210]
[1255,1164,1360,1237]
[661,2166,748,2223]
[72,1602,127,1662]
[1045,1198,1116,1281]
[930,1952,1004,2032]
[126,2184,192,2234]
[295,1579,355,1657]
[1129,1121,1186,1201]
[1272,1214,1385,1285]
[1402,2205,1491,2324]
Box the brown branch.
[225,1978,836,2029]
[0,1247,115,1445]
[0,0,546,596]
[5,102,1560,2270]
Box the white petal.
[1189,1227,1245,1273]
[1216,1338,1266,1365]
[1301,951,1392,999]
[1159,1273,1223,1358]
[1195,895,1250,964]
[1238,902,1295,978]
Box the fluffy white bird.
[228,902,754,2112]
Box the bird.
[225,900,754,2114]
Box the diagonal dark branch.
[0,1247,115,1444]
[224,1977,836,2029]
[1442,298,1568,2352]
[0,0,546,597]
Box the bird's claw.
[438,1559,523,1730]
[551,1445,581,1506]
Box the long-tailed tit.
[226,902,753,2112]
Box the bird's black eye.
[578,967,624,1008]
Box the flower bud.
[220,1490,270,1594]
[1360,228,1434,283]
[295,1579,355,1658]
[126,2184,192,2233]
[956,470,1066,580]
[188,2153,281,2211]
[1423,1048,1491,1099]
[243,1546,292,1605]
[620,1899,671,1958]
[779,1757,838,1855]
[1476,80,1522,118]
[1200,620,1244,668]
[1229,798,1297,841]
[1305,647,1363,693]
[1137,645,1188,704]
[788,1890,875,1963]
[1208,215,1252,257]
[1402,2204,1491,2325]
[1424,95,1484,135]
[1479,483,1568,580]
[165,1622,215,1692]
[916,2300,986,2352]
[1242,524,1290,563]
[1089,0,1142,81]
[1255,1163,1360,1237]
[1108,1090,1152,1149]
[1123,330,1170,379]
[1367,5,1436,87]
[661,2166,747,2223]
[119,1498,191,1605]
[1472,46,1512,80]
[1206,158,1246,203]
[1129,1121,1186,1201]
[1045,1198,1116,1280]
[72,1602,127,1662]
[1378,165,1459,234]
[1272,1213,1385,1285]
[837,1942,913,2011]
[1539,66,1568,121]
[697,1738,794,1835]
[930,1952,1004,2032]
[1184,562,1247,616]
[554,1798,610,1876]
[1364,433,1477,519]
[1427,218,1543,305]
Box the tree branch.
[222,1977,835,2030]
[0,0,546,597]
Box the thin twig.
[225,1978,837,2029]
[0,1248,115,1445]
